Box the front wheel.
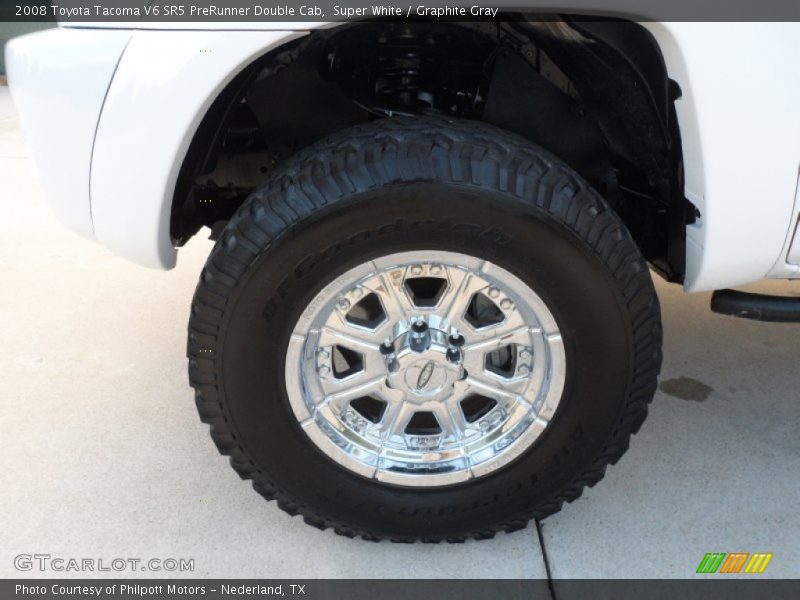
[188,117,662,542]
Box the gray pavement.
[0,86,797,581]
[543,275,800,581]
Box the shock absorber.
[373,27,436,110]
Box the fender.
[640,22,800,290]
[89,21,800,291]
[91,29,304,269]
[5,28,131,239]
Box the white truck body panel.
[91,29,303,269]
[776,174,800,269]
[6,22,800,290]
[642,22,800,288]
[5,27,130,239]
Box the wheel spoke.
[461,324,536,375]
[320,375,386,411]
[431,399,469,442]
[362,269,416,326]
[318,326,385,378]
[320,322,379,349]
[463,373,520,404]
[377,401,414,441]
[436,266,471,315]
[440,269,488,330]
[463,324,534,352]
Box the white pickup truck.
[6,15,800,542]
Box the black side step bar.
[711,289,800,323]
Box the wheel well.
[171,16,691,281]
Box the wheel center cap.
[384,323,464,403]
[405,359,448,395]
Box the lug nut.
[318,365,331,376]
[519,348,531,359]
[448,334,465,347]
[409,320,431,353]
[430,265,442,275]
[380,341,395,356]
[500,298,513,310]
[337,298,351,311]
[518,364,530,375]
[410,265,423,276]
[488,287,500,298]
[446,347,461,363]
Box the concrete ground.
[1,87,798,582]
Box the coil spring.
[374,29,436,108]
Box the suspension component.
[325,23,493,118]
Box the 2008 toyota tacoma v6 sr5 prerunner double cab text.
[6,15,800,542]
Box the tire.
[188,116,662,542]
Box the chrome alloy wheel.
[285,251,566,486]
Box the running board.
[711,289,800,322]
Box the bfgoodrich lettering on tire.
[188,117,662,542]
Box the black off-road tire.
[188,116,662,542]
